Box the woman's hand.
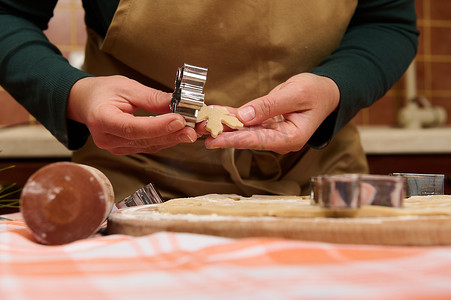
[204,73,340,154]
[67,75,197,155]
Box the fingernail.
[168,119,184,132]
[179,134,195,143]
[238,106,255,122]
[187,135,195,143]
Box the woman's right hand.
[67,75,197,155]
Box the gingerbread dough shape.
[196,104,243,138]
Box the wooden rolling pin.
[20,162,115,245]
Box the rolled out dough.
[156,194,451,218]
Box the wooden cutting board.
[107,196,451,246]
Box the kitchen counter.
[356,126,451,193]
[358,126,451,155]
[0,124,71,158]
[1,124,451,158]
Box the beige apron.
[73,0,368,201]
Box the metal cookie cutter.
[390,173,444,197]
[311,174,405,209]
[359,175,404,207]
[115,182,164,209]
[170,63,208,128]
[315,174,361,209]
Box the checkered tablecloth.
[2,213,451,300]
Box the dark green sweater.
[0,0,418,150]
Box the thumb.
[133,85,173,113]
[237,90,296,126]
[119,77,172,113]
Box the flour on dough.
[157,194,451,218]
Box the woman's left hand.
[204,73,340,154]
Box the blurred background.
[1,0,450,128]
[0,0,450,211]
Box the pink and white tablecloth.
[2,213,451,300]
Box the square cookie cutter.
[389,173,444,197]
[311,174,405,209]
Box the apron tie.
[221,148,301,195]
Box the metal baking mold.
[116,182,164,209]
[390,173,444,197]
[171,63,208,128]
[359,174,405,207]
[311,174,405,209]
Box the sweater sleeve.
[0,0,91,150]
[309,0,419,149]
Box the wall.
[0,0,450,128]
[0,0,85,127]
[351,0,451,126]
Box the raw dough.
[157,194,451,218]
[196,104,243,138]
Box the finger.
[204,127,292,154]
[92,126,196,149]
[108,144,169,155]
[97,128,197,155]
[109,132,196,155]
[205,112,312,154]
[140,87,173,113]
[124,79,173,113]
[128,127,197,147]
[98,107,187,139]
[194,120,209,136]
[236,85,302,126]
